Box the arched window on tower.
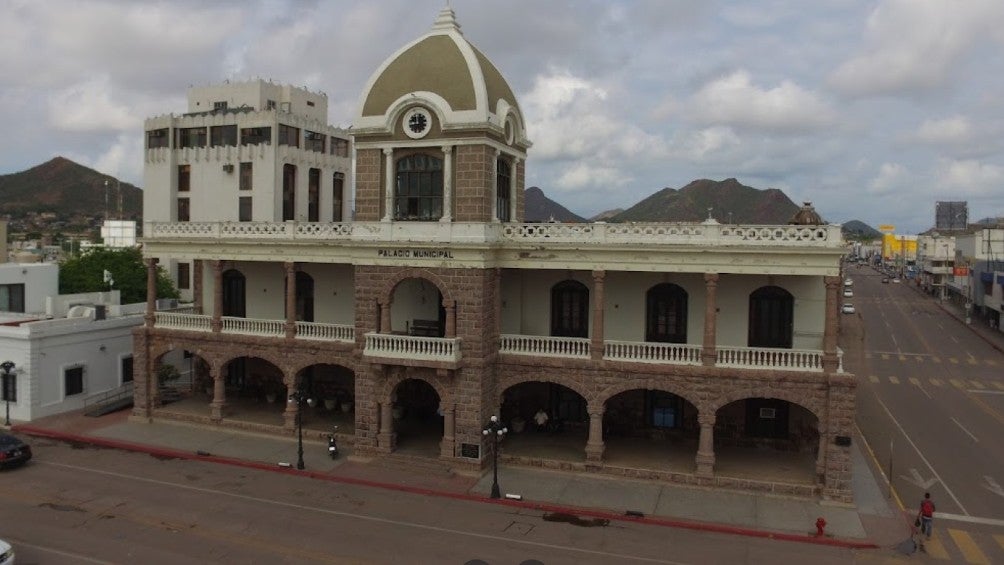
[496,158,511,222]
[395,154,443,221]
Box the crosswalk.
[863,353,998,366]
[864,375,1004,390]
[869,528,1004,563]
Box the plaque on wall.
[460,443,480,459]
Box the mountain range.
[3,157,884,237]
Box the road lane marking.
[868,375,879,384]
[931,356,941,363]
[994,533,1004,550]
[951,418,978,442]
[930,379,943,387]
[969,381,984,389]
[889,376,900,384]
[923,534,950,560]
[949,358,959,364]
[967,358,978,366]
[987,360,998,367]
[950,379,965,388]
[983,476,1004,498]
[948,529,990,564]
[915,356,924,363]
[909,377,921,386]
[899,355,906,361]
[37,461,688,565]
[951,336,959,344]
[910,378,933,399]
[882,354,890,361]
[993,382,1004,391]
[969,390,1004,395]
[871,394,968,515]
[936,513,1004,527]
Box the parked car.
[892,278,901,283]
[0,433,32,469]
[882,277,889,283]
[841,303,856,314]
[843,289,853,298]
[0,538,12,564]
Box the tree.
[59,247,179,304]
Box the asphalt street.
[846,265,1004,563]
[0,437,886,565]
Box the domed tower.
[353,6,531,223]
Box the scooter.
[326,427,339,459]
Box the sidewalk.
[13,408,907,550]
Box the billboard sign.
[878,224,895,233]
[953,266,969,276]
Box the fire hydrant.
[815,517,827,536]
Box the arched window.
[395,154,443,221]
[748,286,793,348]
[551,280,589,338]
[496,158,511,222]
[222,269,246,318]
[646,283,688,343]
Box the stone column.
[494,268,503,349]
[284,262,297,339]
[144,258,158,327]
[211,260,224,333]
[695,412,716,478]
[382,148,394,221]
[441,145,453,222]
[585,405,606,462]
[701,273,719,366]
[283,372,298,432]
[591,270,605,360]
[822,275,841,373]
[444,299,457,338]
[439,402,455,458]
[378,400,395,451]
[491,149,501,222]
[510,157,521,222]
[193,259,204,313]
[815,422,827,481]
[210,373,227,422]
[379,298,392,334]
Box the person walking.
[917,492,936,542]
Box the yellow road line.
[909,377,921,387]
[947,529,990,564]
[923,533,950,560]
[900,355,907,362]
[949,358,959,364]
[992,382,1004,391]
[993,533,1004,550]
[882,354,890,361]
[868,375,880,384]
[986,360,997,367]
[930,379,943,387]
[931,356,942,363]
[950,379,965,388]
[967,359,978,365]
[915,356,924,363]
[889,376,900,385]
[969,381,984,389]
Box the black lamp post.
[1,361,15,427]
[288,388,313,470]
[482,415,508,499]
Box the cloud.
[911,116,974,146]
[47,77,139,132]
[555,163,627,191]
[688,70,835,133]
[829,0,1004,96]
[868,163,909,195]
[935,159,1004,196]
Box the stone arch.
[381,371,452,407]
[496,373,590,407]
[379,268,456,308]
[709,388,825,424]
[595,379,704,414]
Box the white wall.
[0,262,59,314]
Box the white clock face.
[403,108,432,139]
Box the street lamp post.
[482,415,508,499]
[1,361,16,427]
[288,388,313,470]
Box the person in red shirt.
[918,492,936,540]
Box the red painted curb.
[14,425,878,550]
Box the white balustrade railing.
[145,221,844,248]
[154,312,211,332]
[716,346,823,372]
[221,316,284,337]
[499,334,590,358]
[363,333,461,362]
[603,340,703,364]
[295,321,354,342]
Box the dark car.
[0,433,32,469]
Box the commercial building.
[133,7,854,502]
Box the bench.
[409,319,442,337]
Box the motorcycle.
[326,427,339,459]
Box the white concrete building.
[1,262,145,423]
[142,79,353,302]
[916,234,956,300]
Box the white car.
[841,303,855,314]
[892,278,901,283]
[0,538,12,565]
[843,289,853,298]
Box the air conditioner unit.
[222,163,234,173]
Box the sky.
[2,0,1003,234]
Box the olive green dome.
[354,7,527,144]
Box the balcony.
[152,312,353,343]
[362,333,461,367]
